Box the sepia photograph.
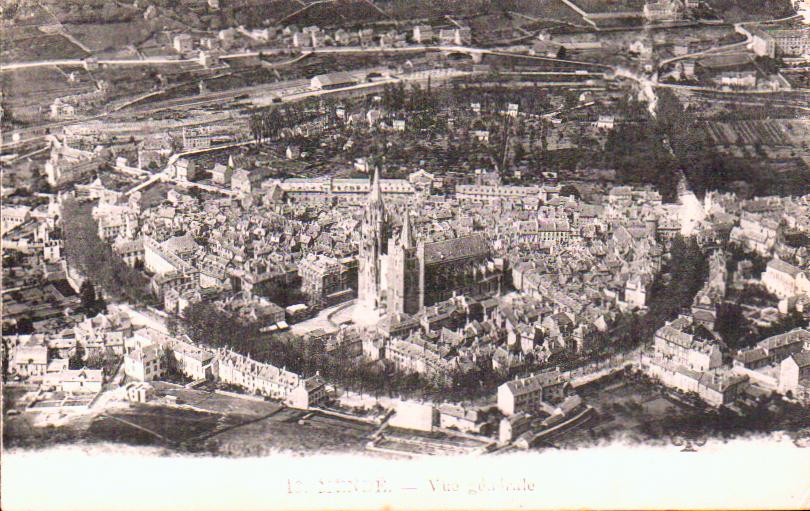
[1,0,810,509]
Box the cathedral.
[357,169,504,317]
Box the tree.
[61,199,152,305]
[80,281,103,316]
[559,184,581,199]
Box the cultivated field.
[0,33,88,63]
[65,22,156,53]
[278,0,393,26]
[568,0,645,14]
[704,120,794,146]
[0,67,96,114]
[703,0,795,22]
[501,0,589,24]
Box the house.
[12,344,48,377]
[292,32,309,47]
[439,27,471,45]
[1,205,31,235]
[42,369,103,393]
[171,158,197,182]
[366,109,382,126]
[499,412,533,444]
[780,351,810,393]
[231,169,263,195]
[413,25,434,43]
[169,337,215,381]
[392,120,406,131]
[125,382,154,402]
[124,344,165,382]
[734,328,810,370]
[532,40,564,58]
[646,357,748,406]
[715,71,757,89]
[625,273,651,308]
[357,28,374,46]
[74,309,134,357]
[497,371,569,416]
[211,163,233,185]
[173,34,193,53]
[644,0,683,22]
[389,401,437,431]
[286,375,327,409]
[653,315,722,372]
[408,169,436,191]
[437,404,481,433]
[594,115,615,130]
[310,72,357,90]
[218,28,237,47]
[298,254,350,307]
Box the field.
[567,0,645,14]
[500,0,589,24]
[278,0,393,27]
[203,408,378,456]
[65,22,156,53]
[4,381,381,456]
[704,120,793,146]
[0,33,88,63]
[0,67,96,113]
[373,0,498,21]
[88,405,242,447]
[467,13,531,45]
[703,0,795,22]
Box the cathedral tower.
[357,167,388,310]
[387,211,422,315]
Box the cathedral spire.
[401,211,414,249]
[370,166,383,204]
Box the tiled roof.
[767,258,802,277]
[791,350,810,368]
[504,371,566,396]
[423,235,489,265]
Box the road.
[0,43,604,73]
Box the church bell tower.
[357,167,388,310]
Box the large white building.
[653,315,722,371]
[1,205,31,235]
[124,344,165,382]
[497,371,569,416]
[762,258,810,299]
[779,351,810,395]
[455,184,560,204]
[278,176,414,202]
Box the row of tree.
[612,236,710,348]
[61,198,153,305]
[177,299,505,400]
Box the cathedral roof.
[401,211,415,249]
[423,234,489,265]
